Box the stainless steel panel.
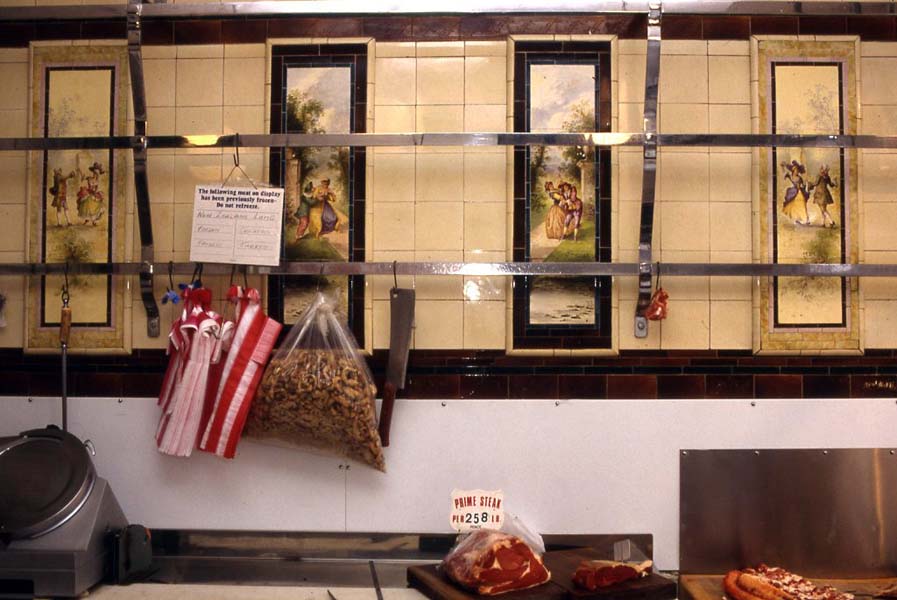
[680,448,897,577]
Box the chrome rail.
[5,262,897,277]
[4,133,897,151]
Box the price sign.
[450,489,504,532]
[190,185,284,266]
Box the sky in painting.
[286,66,351,133]
[774,65,840,134]
[530,64,595,132]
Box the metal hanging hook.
[393,260,398,289]
[168,260,175,290]
[61,261,70,308]
[242,264,249,289]
[315,263,326,293]
[233,132,240,168]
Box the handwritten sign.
[450,489,504,532]
[190,185,284,266]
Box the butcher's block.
[679,574,897,600]
[407,548,678,600]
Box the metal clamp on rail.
[634,2,661,338]
[128,0,160,338]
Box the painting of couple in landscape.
[528,63,598,326]
[772,63,846,326]
[280,65,353,324]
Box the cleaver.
[378,287,415,447]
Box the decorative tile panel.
[754,38,861,354]
[26,44,130,353]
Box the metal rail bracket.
[128,0,160,338]
[634,2,661,339]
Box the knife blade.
[378,287,414,447]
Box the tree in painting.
[528,64,598,325]
[773,64,844,324]
[281,66,353,324]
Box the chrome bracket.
[634,1,661,339]
[128,0,160,338]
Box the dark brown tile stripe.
[2,14,896,47]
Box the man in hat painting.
[49,167,76,227]
[807,164,838,228]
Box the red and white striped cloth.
[200,286,281,459]
[156,286,227,457]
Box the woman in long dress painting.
[544,181,567,240]
[781,159,810,225]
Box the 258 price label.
[450,489,504,532]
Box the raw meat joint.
[441,529,551,595]
[573,559,652,591]
[724,565,854,600]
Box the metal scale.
[0,275,149,599]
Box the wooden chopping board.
[680,574,897,600]
[408,547,677,600]
[544,549,677,600]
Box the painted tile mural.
[512,42,611,351]
[528,63,597,326]
[268,44,367,342]
[281,65,352,325]
[27,46,130,353]
[756,39,860,353]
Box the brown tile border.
[2,14,896,47]
[7,348,897,399]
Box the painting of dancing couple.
[528,63,598,325]
[773,63,845,326]
[42,67,115,327]
[281,65,353,324]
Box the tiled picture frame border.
[265,42,369,347]
[752,37,862,354]
[509,40,614,353]
[25,43,131,354]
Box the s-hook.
[393,260,398,290]
[60,261,72,432]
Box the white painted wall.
[2,396,896,570]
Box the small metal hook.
[61,261,70,307]
[315,263,325,294]
[168,260,175,289]
[242,265,249,289]
[230,263,237,287]
[233,133,240,168]
[392,260,398,290]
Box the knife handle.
[379,381,397,447]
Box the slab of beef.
[573,559,653,591]
[442,529,551,595]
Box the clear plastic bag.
[441,528,551,595]
[244,292,385,471]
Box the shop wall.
[2,35,896,354]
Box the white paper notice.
[190,185,284,266]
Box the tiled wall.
[0,23,896,359]
[370,40,508,351]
